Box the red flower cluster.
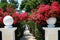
[38,1,60,17]
[0,5,28,25]
[30,1,60,24]
[12,12,28,24]
[0,9,4,23]
[29,12,45,24]
[6,5,14,13]
[38,4,50,13]
[20,12,28,21]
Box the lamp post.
[0,15,17,40]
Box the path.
[20,25,36,40]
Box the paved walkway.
[20,30,36,40]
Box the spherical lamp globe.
[3,16,14,28]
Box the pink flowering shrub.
[0,1,59,27]
[29,1,60,25]
[0,5,28,27]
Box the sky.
[18,0,22,3]
[0,0,22,3]
[17,0,23,10]
[8,0,22,3]
[7,0,23,10]
[6,0,22,4]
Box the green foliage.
[20,0,45,12]
[35,26,44,40]
[15,20,29,40]
[28,21,44,40]
[1,0,7,3]
[20,0,60,12]
[28,21,36,29]
[10,0,18,8]
[0,2,17,12]
[13,21,25,40]
[0,2,7,9]
[0,0,18,11]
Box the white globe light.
[3,16,14,26]
[46,17,57,25]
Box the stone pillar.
[43,27,60,40]
[0,28,17,40]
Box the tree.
[20,0,45,12]
[20,0,60,12]
[0,0,18,10]
[1,0,7,3]
[9,0,18,8]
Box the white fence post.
[0,28,17,40]
[43,27,60,40]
